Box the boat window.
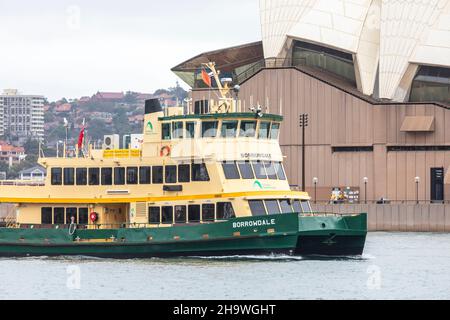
[178,164,190,183]
[237,161,255,179]
[139,167,151,184]
[258,122,271,139]
[148,207,161,225]
[175,206,187,224]
[264,162,278,180]
[114,167,126,185]
[51,168,62,185]
[274,162,287,180]
[41,207,52,224]
[252,161,267,179]
[54,208,65,225]
[127,167,138,185]
[265,200,281,215]
[301,201,313,213]
[161,206,174,224]
[202,204,215,222]
[239,121,257,138]
[270,123,280,140]
[186,122,196,139]
[172,122,184,139]
[165,166,177,184]
[221,121,239,138]
[217,202,236,220]
[222,161,240,180]
[64,168,75,185]
[89,168,100,185]
[152,166,164,184]
[188,205,201,223]
[279,200,294,214]
[202,121,218,138]
[292,200,302,213]
[162,123,171,140]
[101,168,113,186]
[66,208,78,224]
[192,163,210,182]
[249,200,267,216]
[76,168,87,185]
[79,208,89,224]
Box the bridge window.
[165,166,177,184]
[237,161,255,179]
[301,201,313,213]
[76,168,87,185]
[139,167,151,184]
[239,121,257,138]
[258,122,271,139]
[221,121,239,138]
[161,206,174,224]
[217,202,236,220]
[270,123,280,140]
[79,208,89,224]
[175,206,187,224]
[293,200,302,213]
[66,208,78,224]
[192,163,210,182]
[252,161,267,179]
[188,205,201,223]
[202,204,215,222]
[173,122,184,139]
[54,208,65,225]
[202,121,218,138]
[162,123,171,140]
[178,164,190,183]
[265,200,281,215]
[114,168,126,185]
[51,168,62,185]
[222,161,240,180]
[264,162,278,180]
[127,167,138,185]
[274,162,286,180]
[279,200,293,214]
[249,200,266,216]
[101,168,113,186]
[186,122,196,139]
[64,168,75,185]
[152,166,164,184]
[41,207,52,224]
[148,207,161,225]
[89,168,100,186]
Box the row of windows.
[41,207,89,225]
[51,163,210,186]
[162,120,280,141]
[222,161,286,181]
[249,200,312,217]
[148,202,235,225]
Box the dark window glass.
[161,206,173,224]
[222,162,240,179]
[217,202,236,220]
[249,200,266,216]
[221,121,238,138]
[239,121,257,138]
[51,168,62,185]
[192,163,210,182]
[258,122,271,139]
[270,123,280,140]
[178,165,190,183]
[252,161,267,179]
[162,123,171,140]
[127,167,138,185]
[175,206,187,224]
[293,200,302,213]
[148,207,160,224]
[101,168,113,185]
[165,166,177,184]
[237,161,255,179]
[265,200,281,215]
[188,205,201,223]
[172,122,184,139]
[76,168,87,185]
[274,162,286,180]
[64,168,75,185]
[152,166,164,184]
[114,167,125,185]
[66,208,78,224]
[139,167,151,184]
[54,208,65,225]
[41,207,52,224]
[79,208,89,224]
[264,162,278,180]
[186,122,196,139]
[89,168,100,185]
[202,204,215,222]
[202,121,218,138]
[279,200,293,214]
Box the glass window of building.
[410,66,450,103]
[252,161,267,179]
[265,200,281,215]
[301,201,313,213]
[188,205,201,223]
[139,167,151,184]
[279,200,293,214]
[186,122,196,139]
[178,164,190,183]
[76,168,87,186]
[222,161,240,180]
[270,123,280,140]
[66,208,78,224]
[175,206,187,224]
[217,202,236,220]
[249,200,267,216]
[162,123,171,140]
[165,166,177,184]
[54,208,65,225]
[161,206,174,224]
[114,168,126,185]
[89,168,100,186]
[221,121,239,138]
[237,161,255,179]
[258,122,271,139]
[172,122,184,139]
[127,167,138,185]
[79,208,89,224]
[148,207,161,225]
[274,162,287,180]
[192,163,210,182]
[41,207,53,224]
[239,121,257,138]
[202,121,218,138]
[152,166,164,184]
[202,204,215,222]
[64,168,75,185]
[264,162,278,180]
[101,168,113,186]
[51,168,62,185]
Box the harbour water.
[0,233,449,300]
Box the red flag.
[201,69,212,87]
[77,128,85,150]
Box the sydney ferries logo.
[253,180,275,190]
[145,121,154,134]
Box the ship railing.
[11,221,217,230]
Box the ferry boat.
[0,64,367,258]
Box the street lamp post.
[313,177,318,204]
[299,114,309,192]
[363,177,368,204]
[415,177,421,205]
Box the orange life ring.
[160,146,171,157]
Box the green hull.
[0,213,367,258]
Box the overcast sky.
[0,0,261,101]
